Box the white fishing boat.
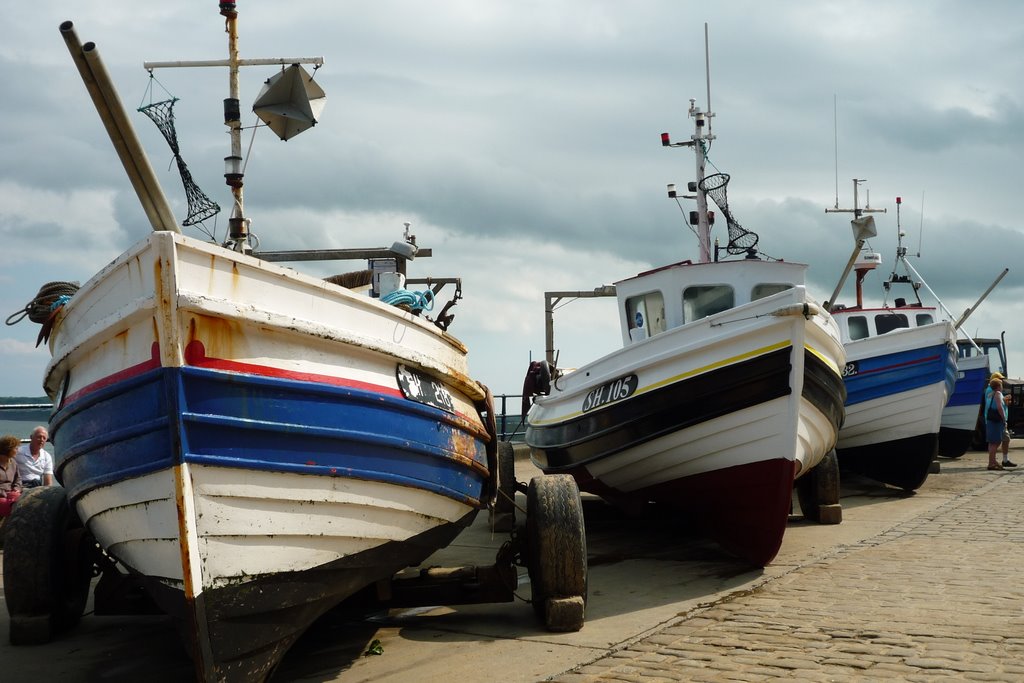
[523,61,847,567]
[825,189,958,490]
[3,6,587,682]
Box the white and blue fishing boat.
[826,188,957,490]
[0,7,589,682]
[524,68,848,567]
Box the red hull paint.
[574,458,797,567]
[63,339,405,407]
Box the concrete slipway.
[2,445,1019,682]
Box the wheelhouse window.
[625,291,666,341]
[915,313,934,326]
[683,285,734,323]
[848,315,869,341]
[751,283,792,301]
[876,313,909,335]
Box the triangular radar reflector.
[851,215,877,242]
[253,64,327,141]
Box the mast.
[142,1,324,252]
[824,179,886,309]
[661,23,716,263]
[223,2,246,248]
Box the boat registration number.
[841,361,859,377]
[397,364,456,413]
[582,374,638,412]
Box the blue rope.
[381,288,434,312]
[50,295,72,310]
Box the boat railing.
[493,394,527,443]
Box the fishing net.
[698,172,759,256]
[139,98,221,226]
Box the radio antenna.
[916,191,925,257]
[832,94,839,209]
[704,22,713,137]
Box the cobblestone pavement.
[552,464,1024,682]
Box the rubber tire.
[4,486,94,644]
[526,474,587,632]
[796,450,842,524]
[490,440,517,532]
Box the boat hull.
[938,354,989,457]
[527,287,846,566]
[44,232,491,681]
[836,322,957,490]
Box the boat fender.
[771,302,820,319]
[521,360,552,415]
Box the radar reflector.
[253,64,326,141]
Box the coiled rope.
[381,288,434,312]
[5,281,80,326]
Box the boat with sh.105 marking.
[522,30,847,568]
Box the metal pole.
[143,57,323,69]
[543,287,616,366]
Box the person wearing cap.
[983,374,1015,471]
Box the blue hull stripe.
[946,365,988,408]
[52,366,489,507]
[844,343,957,407]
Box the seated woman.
[0,433,24,519]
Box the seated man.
[16,425,54,487]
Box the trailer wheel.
[796,449,842,525]
[4,486,95,644]
[489,441,517,532]
[526,474,587,632]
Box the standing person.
[985,378,1008,470]
[0,434,24,520]
[15,425,54,487]
[985,373,1016,468]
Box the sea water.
[0,399,51,440]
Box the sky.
[2,1,1023,402]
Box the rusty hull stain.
[188,314,244,360]
[447,427,488,476]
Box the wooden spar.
[824,238,868,312]
[59,21,180,233]
[953,268,1008,330]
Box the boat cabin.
[830,298,937,345]
[614,259,808,345]
[957,337,1008,377]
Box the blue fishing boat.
[826,187,957,490]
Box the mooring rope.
[381,288,435,312]
[5,281,80,326]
